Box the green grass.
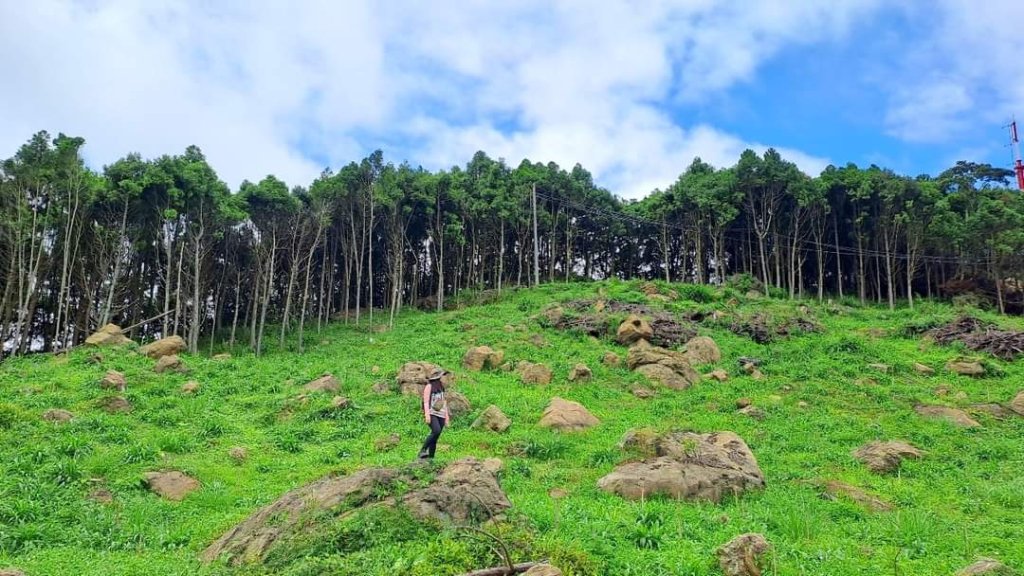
[1,279,1023,575]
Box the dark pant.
[419,415,446,458]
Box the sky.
[1,0,1022,199]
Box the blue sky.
[2,1,1021,198]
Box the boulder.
[446,391,472,416]
[598,431,765,503]
[627,342,701,390]
[100,396,132,414]
[1010,391,1024,417]
[567,363,592,382]
[463,346,505,371]
[143,471,199,501]
[640,281,659,296]
[822,480,893,512]
[736,397,752,409]
[853,440,922,473]
[200,458,510,566]
[708,369,729,382]
[618,427,659,456]
[331,396,351,409]
[602,351,621,367]
[471,405,512,433]
[42,408,74,423]
[482,458,504,475]
[154,354,186,374]
[397,362,453,396]
[914,405,981,428]
[632,387,655,399]
[374,433,400,452]
[229,447,248,463]
[529,334,548,348]
[956,558,1012,576]
[518,362,553,385]
[717,533,771,576]
[303,374,340,394]
[538,397,599,432]
[971,403,1012,419]
[524,566,563,576]
[913,362,935,375]
[737,406,765,420]
[616,314,653,345]
[100,370,126,391]
[947,361,985,376]
[84,323,131,347]
[684,336,721,365]
[541,305,565,325]
[140,335,186,359]
[181,381,200,394]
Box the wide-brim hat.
[427,368,449,381]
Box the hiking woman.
[418,368,449,459]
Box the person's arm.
[444,397,450,421]
[422,386,431,423]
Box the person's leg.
[419,416,443,458]
[427,416,446,457]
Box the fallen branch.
[119,310,174,333]
[456,561,547,576]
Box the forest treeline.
[2,130,1023,358]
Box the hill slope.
[1,281,1023,575]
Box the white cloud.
[0,0,868,197]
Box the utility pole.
[1010,119,1024,191]
[532,182,540,287]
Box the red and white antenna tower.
[1011,118,1024,190]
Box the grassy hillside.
[1,280,1023,576]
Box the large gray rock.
[684,336,721,365]
[463,346,504,371]
[627,341,701,390]
[201,458,509,566]
[396,361,453,396]
[598,431,764,503]
[303,374,340,394]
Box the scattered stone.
[853,440,923,473]
[935,385,952,396]
[542,305,565,325]
[868,363,890,373]
[797,401,809,409]
[947,361,985,376]
[397,362,453,395]
[331,396,351,410]
[915,405,981,428]
[602,351,621,367]
[154,354,186,374]
[954,391,969,401]
[708,369,729,382]
[717,533,771,576]
[618,427,659,456]
[85,323,131,347]
[684,336,721,365]
[140,335,186,359]
[781,385,793,392]
[86,353,104,364]
[616,314,654,345]
[738,405,765,420]
[89,487,115,505]
[446,391,472,416]
[463,346,505,371]
[471,405,512,433]
[524,565,563,576]
[742,362,765,380]
[374,433,400,452]
[143,471,200,501]
[100,370,126,391]
[181,381,200,394]
[518,362,553,385]
[371,365,380,374]
[627,341,701,390]
[913,362,935,375]
[538,397,599,432]
[42,408,74,423]
[632,387,655,399]
[229,447,248,463]
[736,397,752,409]
[822,480,893,512]
[737,356,762,367]
[529,334,548,348]
[303,373,340,394]
[598,431,765,503]
[956,558,1012,576]
[567,363,592,382]
[99,396,132,414]
[1010,391,1024,417]
[371,381,391,394]
[201,457,510,566]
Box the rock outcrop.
[303,374,340,394]
[538,397,599,432]
[84,324,131,347]
[853,440,923,473]
[100,369,127,391]
[463,346,505,371]
[154,354,186,374]
[143,471,200,501]
[396,362,453,395]
[683,336,721,365]
[616,314,653,345]
[717,533,771,576]
[627,341,701,390]
[200,458,510,566]
[518,362,553,385]
[140,335,186,359]
[567,363,592,382]
[914,404,981,428]
[598,431,764,503]
[947,361,985,376]
[471,405,512,433]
